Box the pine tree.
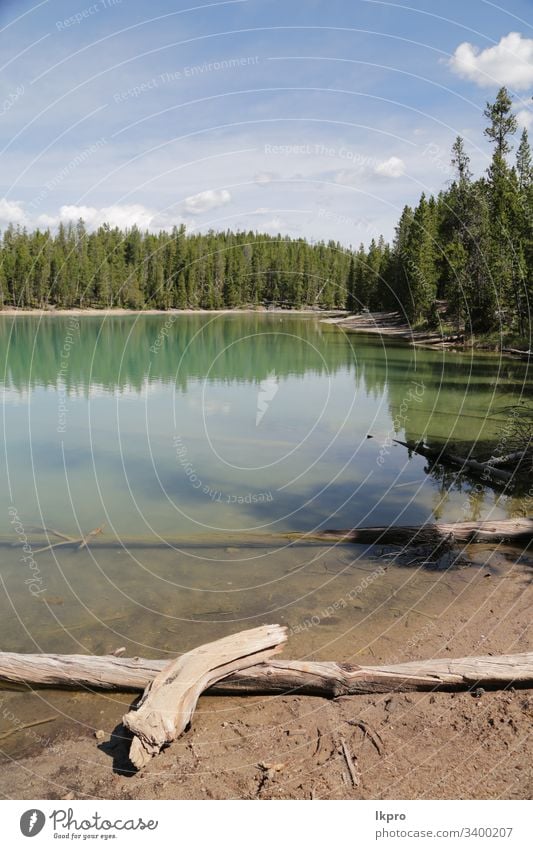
[451,135,472,185]
[516,128,532,191]
[482,88,520,331]
[0,259,6,308]
[223,252,239,307]
[438,139,474,325]
[484,87,518,157]
[398,195,438,321]
[346,256,357,312]
[364,238,382,309]
[464,182,494,333]
[250,247,263,304]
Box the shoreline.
[0,306,346,317]
[322,311,460,346]
[323,311,530,358]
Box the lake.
[2,313,529,538]
[0,313,531,703]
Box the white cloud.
[35,214,58,228]
[333,169,361,186]
[251,208,286,231]
[374,156,406,178]
[254,171,278,185]
[1,199,188,233]
[183,189,231,214]
[39,203,157,230]
[449,32,533,90]
[0,198,27,226]
[262,217,284,230]
[517,109,533,130]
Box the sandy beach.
[1,543,531,801]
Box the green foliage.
[483,87,517,157]
[0,226,352,311]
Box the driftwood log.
[1,650,532,697]
[292,517,533,546]
[122,624,287,768]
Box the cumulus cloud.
[38,203,157,230]
[183,189,231,214]
[374,156,406,178]
[448,32,533,90]
[0,198,27,226]
[0,200,189,232]
[517,109,533,130]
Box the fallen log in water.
[485,451,527,468]
[122,624,287,768]
[392,439,512,484]
[502,347,532,360]
[1,517,532,552]
[292,517,533,546]
[1,649,532,696]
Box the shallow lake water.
[0,313,532,753]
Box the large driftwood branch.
[122,624,287,768]
[1,650,532,697]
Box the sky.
[0,0,532,246]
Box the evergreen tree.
[516,128,532,191]
[451,135,472,184]
[484,87,518,157]
[346,256,357,312]
[483,88,520,331]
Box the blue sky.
[1,0,532,245]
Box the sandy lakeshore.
[0,544,531,801]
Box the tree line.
[0,220,352,312]
[0,87,531,336]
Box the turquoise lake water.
[2,313,529,541]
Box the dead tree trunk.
[1,649,532,696]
